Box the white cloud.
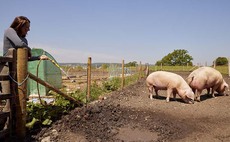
[30,43,121,63]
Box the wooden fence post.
[16,48,28,140]
[121,60,125,88]
[139,61,142,79]
[145,64,149,77]
[9,49,17,138]
[228,58,230,77]
[86,57,91,103]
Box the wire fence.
[59,60,148,95]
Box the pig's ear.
[184,90,187,95]
[185,90,194,99]
[186,76,194,85]
[184,90,190,98]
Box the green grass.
[214,66,229,75]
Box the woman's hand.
[39,55,49,60]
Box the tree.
[101,64,109,69]
[155,49,193,66]
[215,57,228,66]
[125,61,137,67]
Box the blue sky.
[0,0,230,65]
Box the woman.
[3,16,48,60]
[0,16,49,130]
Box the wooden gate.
[0,48,82,141]
[0,49,17,140]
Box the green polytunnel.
[27,48,62,97]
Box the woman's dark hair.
[10,16,30,37]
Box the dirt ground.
[27,72,230,142]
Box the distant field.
[214,66,229,75]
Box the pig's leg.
[148,86,154,99]
[154,89,159,99]
[207,88,214,97]
[207,88,210,95]
[192,88,197,99]
[166,89,173,102]
[172,90,177,101]
[196,90,202,102]
[192,88,196,94]
[211,86,217,98]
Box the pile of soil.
[26,72,230,142]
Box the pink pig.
[186,67,229,102]
[146,71,195,104]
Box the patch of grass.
[214,66,229,75]
[102,77,122,91]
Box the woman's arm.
[29,55,49,61]
[4,28,29,47]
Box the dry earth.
[26,72,230,142]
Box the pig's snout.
[188,99,194,104]
[185,95,195,104]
